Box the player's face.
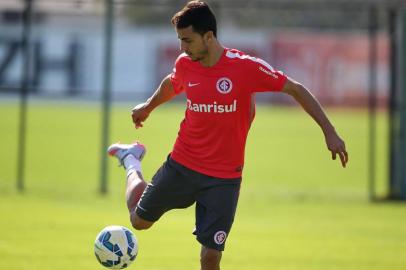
[176,26,209,62]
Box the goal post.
[389,9,406,200]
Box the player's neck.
[200,42,224,68]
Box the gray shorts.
[135,155,241,251]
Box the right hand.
[131,103,150,129]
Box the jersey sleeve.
[170,54,186,94]
[247,57,287,93]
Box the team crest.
[214,231,227,245]
[216,77,233,94]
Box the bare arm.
[282,77,349,167]
[131,74,176,129]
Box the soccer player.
[108,1,348,270]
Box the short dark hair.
[171,1,217,37]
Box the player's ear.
[204,31,214,43]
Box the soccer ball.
[94,225,138,269]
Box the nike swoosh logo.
[188,82,200,87]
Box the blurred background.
[0,0,392,102]
[1,1,406,270]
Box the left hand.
[325,132,348,168]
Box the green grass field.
[0,99,405,270]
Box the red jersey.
[169,48,287,178]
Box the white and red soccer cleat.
[107,141,146,166]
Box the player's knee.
[200,247,221,267]
[130,212,153,231]
[132,221,152,231]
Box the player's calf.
[126,173,144,207]
[200,246,222,270]
[108,141,151,229]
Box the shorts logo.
[216,77,233,94]
[214,231,227,245]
